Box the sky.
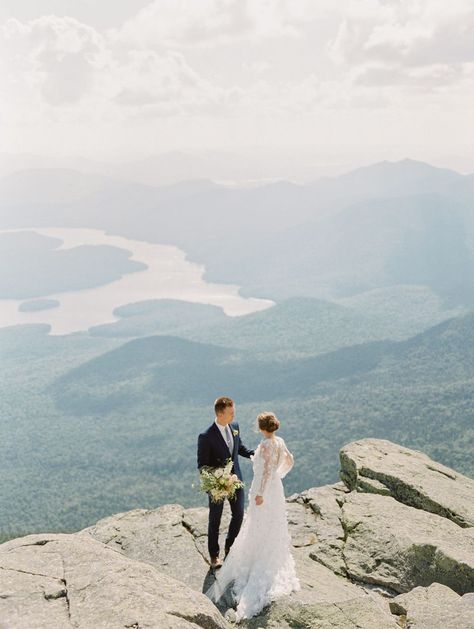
[1,0,474,175]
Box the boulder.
[340,492,474,595]
[2,439,473,628]
[83,491,398,628]
[182,504,231,565]
[0,532,230,629]
[340,438,474,527]
[291,483,349,576]
[389,582,474,629]
[80,503,210,592]
[239,593,401,628]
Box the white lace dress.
[206,435,300,621]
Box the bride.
[206,411,300,621]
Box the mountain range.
[1,158,474,307]
[1,157,473,539]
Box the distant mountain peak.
[342,158,461,179]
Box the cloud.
[112,49,243,116]
[354,62,469,89]
[1,0,473,162]
[353,63,472,96]
[0,16,108,105]
[328,0,474,71]
[109,0,307,49]
[5,1,472,119]
[0,14,242,119]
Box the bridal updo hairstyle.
[257,411,280,433]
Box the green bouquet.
[199,457,244,503]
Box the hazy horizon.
[1,0,474,179]
[1,153,472,188]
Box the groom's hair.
[214,396,234,414]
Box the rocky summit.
[1,438,474,628]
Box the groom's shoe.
[224,547,231,559]
[210,556,222,569]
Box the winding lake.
[0,227,274,335]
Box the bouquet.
[199,457,244,503]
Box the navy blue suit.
[197,421,254,558]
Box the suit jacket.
[197,421,254,482]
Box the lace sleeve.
[257,440,273,496]
[277,438,294,479]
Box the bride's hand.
[255,495,263,506]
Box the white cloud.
[112,49,243,116]
[0,0,473,167]
[0,16,109,105]
[328,0,474,70]
[4,0,473,120]
[109,0,308,50]
[354,62,469,90]
[0,14,242,120]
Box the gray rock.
[80,503,210,592]
[238,495,399,628]
[390,582,474,629]
[2,440,473,628]
[293,483,349,576]
[286,500,319,548]
[239,593,401,628]
[182,504,231,565]
[340,438,474,527]
[340,491,474,595]
[291,547,359,602]
[356,475,392,496]
[90,491,397,627]
[0,532,230,629]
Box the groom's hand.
[255,495,263,506]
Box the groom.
[197,396,254,569]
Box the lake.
[0,227,274,335]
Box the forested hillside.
[1,309,473,540]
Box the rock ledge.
[1,439,473,628]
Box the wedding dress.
[206,435,300,621]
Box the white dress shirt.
[215,418,234,453]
